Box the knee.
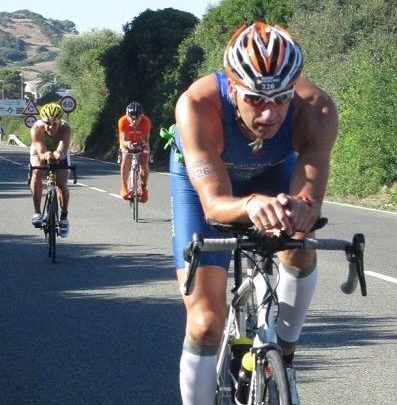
[31,170,42,184]
[187,309,225,345]
[121,153,129,163]
[279,249,316,272]
[56,182,68,193]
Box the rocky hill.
[0,9,77,81]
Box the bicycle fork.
[43,186,59,237]
[246,258,283,404]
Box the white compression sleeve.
[276,262,318,346]
[179,341,217,405]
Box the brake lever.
[342,233,366,296]
[182,233,203,295]
[71,166,78,184]
[353,233,367,296]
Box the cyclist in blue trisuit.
[170,22,338,404]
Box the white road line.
[69,180,119,198]
[0,155,26,167]
[365,271,397,284]
[325,200,397,215]
[2,149,396,214]
[71,153,118,166]
[71,181,88,187]
[109,193,122,199]
[90,187,107,193]
[71,153,170,175]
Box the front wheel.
[132,165,139,222]
[129,162,140,222]
[47,193,57,263]
[133,190,139,222]
[256,349,291,405]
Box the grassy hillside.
[0,10,77,80]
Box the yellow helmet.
[39,103,63,122]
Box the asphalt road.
[1,144,396,405]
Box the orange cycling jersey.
[118,114,151,143]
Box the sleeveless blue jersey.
[174,71,296,184]
[170,71,297,269]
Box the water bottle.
[235,351,254,405]
[230,338,252,385]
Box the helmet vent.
[270,40,280,72]
[242,62,256,81]
[252,41,266,74]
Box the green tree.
[57,29,121,151]
[118,9,198,120]
[0,68,24,99]
[288,0,396,197]
[327,29,397,196]
[36,70,58,98]
[176,0,293,80]
[88,8,198,158]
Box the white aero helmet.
[224,22,303,95]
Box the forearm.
[289,150,331,206]
[284,151,332,232]
[36,146,48,162]
[203,194,250,224]
[53,146,65,160]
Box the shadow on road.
[0,234,183,405]
[295,309,396,385]
[302,310,396,349]
[2,233,392,404]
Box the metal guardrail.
[7,134,27,147]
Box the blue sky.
[1,0,219,33]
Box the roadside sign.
[0,99,27,116]
[24,115,37,128]
[60,96,77,113]
[22,100,39,115]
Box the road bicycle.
[28,163,77,263]
[126,141,145,222]
[183,218,367,405]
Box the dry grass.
[21,61,57,81]
[2,15,58,81]
[327,183,397,212]
[2,17,57,58]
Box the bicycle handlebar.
[182,218,367,297]
[28,164,78,184]
[126,141,146,154]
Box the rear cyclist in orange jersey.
[118,101,151,202]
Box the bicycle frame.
[215,251,286,404]
[127,149,142,222]
[183,219,367,405]
[28,163,77,262]
[43,170,59,261]
[42,170,58,218]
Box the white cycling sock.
[180,340,217,405]
[276,262,318,347]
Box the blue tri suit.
[170,71,297,269]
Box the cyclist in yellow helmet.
[29,102,72,237]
